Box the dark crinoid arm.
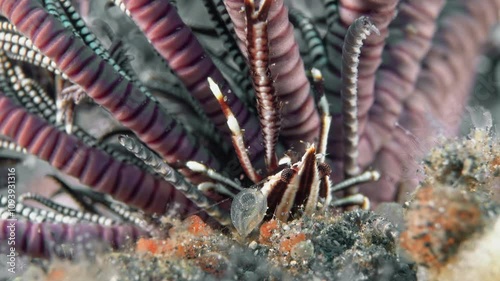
[224,0,321,152]
[0,94,205,218]
[244,0,281,172]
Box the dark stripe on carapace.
[264,176,293,220]
[319,176,330,200]
[290,148,317,215]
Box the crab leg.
[208,77,261,183]
[330,194,370,210]
[186,161,243,191]
[330,170,381,193]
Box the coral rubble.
[401,125,500,281]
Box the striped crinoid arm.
[208,78,261,183]
[2,193,129,228]
[49,0,159,103]
[0,94,211,219]
[341,17,379,181]
[201,0,248,74]
[0,138,26,153]
[324,0,397,160]
[201,0,256,108]
[119,135,232,227]
[0,21,67,79]
[363,0,500,205]
[357,0,446,167]
[0,219,147,258]
[244,0,280,172]
[224,0,320,150]
[323,0,397,110]
[288,8,328,69]
[119,0,264,162]
[0,0,220,172]
[1,194,80,224]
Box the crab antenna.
[311,68,331,164]
[208,77,262,183]
[245,0,280,172]
[119,135,232,226]
[341,16,379,194]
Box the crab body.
[257,146,330,221]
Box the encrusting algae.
[401,116,500,281]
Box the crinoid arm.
[311,68,331,164]
[331,194,370,210]
[18,192,117,226]
[119,135,232,227]
[342,16,379,184]
[186,160,244,192]
[244,0,281,172]
[224,0,320,150]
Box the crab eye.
[230,188,267,237]
[317,162,332,178]
[280,168,294,183]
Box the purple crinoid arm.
[357,0,446,167]
[0,219,147,258]
[121,0,265,162]
[0,94,210,218]
[363,0,500,205]
[0,0,220,175]
[224,0,320,151]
